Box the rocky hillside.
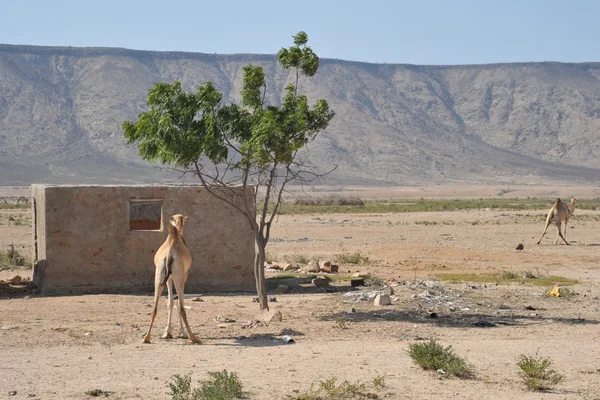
[1,44,599,185]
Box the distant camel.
[16,196,28,205]
[536,198,577,245]
[143,214,200,344]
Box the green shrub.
[408,339,475,379]
[169,370,244,400]
[334,252,369,265]
[295,377,378,400]
[517,354,563,391]
[0,245,26,270]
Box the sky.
[1,0,599,65]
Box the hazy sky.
[1,0,598,65]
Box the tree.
[123,31,334,311]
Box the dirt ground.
[1,185,600,399]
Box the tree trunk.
[254,234,269,311]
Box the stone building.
[31,184,255,295]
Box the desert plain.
[1,184,600,399]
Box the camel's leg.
[161,278,175,339]
[177,297,187,339]
[177,270,191,338]
[173,274,201,344]
[536,211,554,244]
[558,222,570,245]
[563,219,569,242]
[142,279,164,344]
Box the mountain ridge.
[0,44,599,185]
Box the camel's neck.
[569,202,576,216]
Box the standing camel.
[143,214,200,344]
[536,198,577,245]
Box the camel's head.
[170,214,189,232]
[571,197,578,206]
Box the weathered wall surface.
[32,185,255,294]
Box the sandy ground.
[1,186,600,399]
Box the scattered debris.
[191,297,204,302]
[281,335,295,344]
[347,307,356,313]
[242,320,265,329]
[216,316,235,323]
[516,243,524,250]
[269,297,277,302]
[428,311,438,318]
[546,286,563,297]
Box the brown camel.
[143,214,200,344]
[536,198,577,245]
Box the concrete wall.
[32,185,255,295]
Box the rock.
[283,263,299,271]
[268,297,278,302]
[9,275,22,284]
[382,286,395,296]
[276,284,289,293]
[374,294,391,306]
[307,260,320,273]
[264,261,282,270]
[352,272,367,278]
[351,278,365,287]
[319,261,332,273]
[330,264,339,273]
[260,309,282,323]
[516,243,524,250]
[348,307,356,313]
[312,276,329,287]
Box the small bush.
[284,253,310,265]
[293,196,365,207]
[501,271,521,280]
[0,245,26,270]
[363,274,385,286]
[169,370,244,400]
[295,377,378,400]
[517,354,564,391]
[85,389,111,397]
[408,339,475,379]
[334,252,369,265]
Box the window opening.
[129,199,162,231]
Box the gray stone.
[276,284,289,293]
[312,276,329,287]
[374,294,391,306]
[307,260,320,273]
[283,263,299,271]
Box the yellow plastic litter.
[546,286,562,297]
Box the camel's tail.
[162,254,174,285]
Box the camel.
[536,198,577,245]
[142,214,200,344]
